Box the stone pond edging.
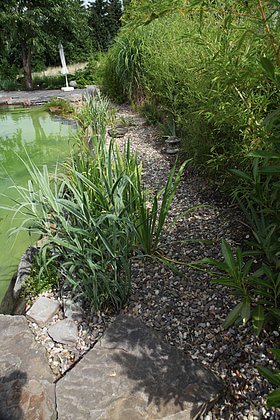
[0,88,87,107]
[0,239,224,418]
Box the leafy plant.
[102,27,149,101]
[22,251,59,300]
[133,160,186,255]
[32,74,70,90]
[0,78,21,91]
[77,91,114,133]
[257,349,280,408]
[200,240,280,334]
[74,53,105,88]
[103,1,280,186]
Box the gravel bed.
[115,105,280,419]
[27,104,279,418]
[26,290,116,379]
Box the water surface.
[0,106,74,302]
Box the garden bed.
[25,103,279,419]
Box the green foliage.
[46,98,74,116]
[74,54,105,87]
[77,91,114,132]
[258,349,280,408]
[103,3,280,331]
[88,0,122,52]
[231,140,280,267]
[134,160,186,255]
[32,74,74,90]
[200,240,279,334]
[0,78,21,91]
[102,1,280,185]
[0,0,92,89]
[102,27,149,101]
[7,94,185,312]
[22,252,59,300]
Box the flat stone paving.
[0,315,56,420]
[0,88,86,106]
[56,315,224,419]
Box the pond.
[0,106,75,305]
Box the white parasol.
[59,43,74,91]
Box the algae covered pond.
[0,106,75,304]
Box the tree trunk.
[22,46,33,90]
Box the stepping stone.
[56,315,224,419]
[0,315,56,419]
[48,319,79,345]
[26,296,60,327]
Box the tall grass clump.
[102,27,150,102]
[7,93,186,312]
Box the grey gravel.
[113,105,280,419]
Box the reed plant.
[7,93,186,311]
[102,27,150,102]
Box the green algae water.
[0,106,74,304]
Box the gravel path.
[28,104,279,419]
[115,105,279,419]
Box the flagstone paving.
[0,313,224,419]
[0,315,56,420]
[0,88,86,106]
[56,315,224,419]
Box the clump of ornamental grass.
[6,94,186,312]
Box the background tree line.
[0,0,130,89]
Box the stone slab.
[48,319,79,345]
[26,296,60,327]
[0,88,86,106]
[0,315,56,419]
[56,315,224,419]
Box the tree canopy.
[0,0,91,89]
[0,0,125,89]
[88,0,122,51]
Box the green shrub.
[0,78,21,91]
[74,54,105,88]
[32,74,76,90]
[200,240,279,335]
[102,27,150,102]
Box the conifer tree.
[89,0,122,51]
